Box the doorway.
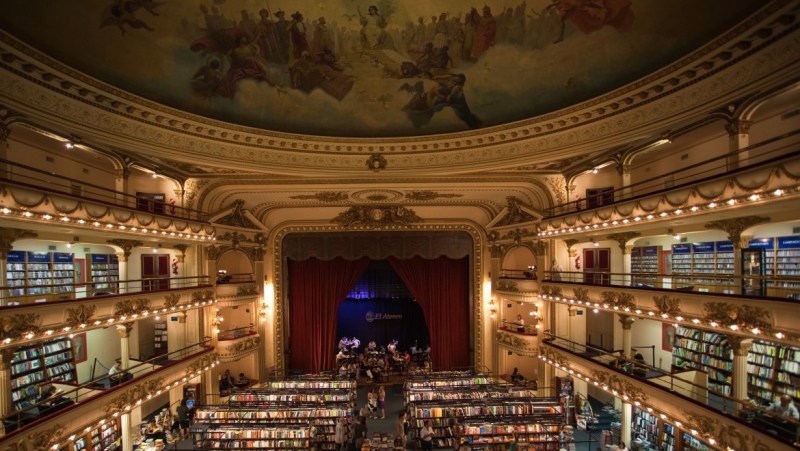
[583,248,611,285]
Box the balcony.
[1,340,217,442]
[496,321,539,357]
[0,280,215,352]
[217,326,261,362]
[539,333,798,450]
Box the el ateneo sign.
[365,311,403,322]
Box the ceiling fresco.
[0,0,762,138]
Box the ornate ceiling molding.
[0,2,795,173]
[331,206,421,228]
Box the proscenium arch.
[269,223,486,377]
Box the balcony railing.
[0,157,210,221]
[1,338,213,435]
[217,326,257,341]
[541,332,800,448]
[543,129,800,218]
[500,320,539,335]
[1,275,211,306]
[543,270,800,301]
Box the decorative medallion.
[114,298,151,317]
[652,295,681,317]
[495,197,539,226]
[351,189,403,202]
[366,154,387,172]
[0,313,41,341]
[164,293,181,309]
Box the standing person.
[515,314,525,333]
[353,415,368,450]
[551,259,563,281]
[335,417,347,451]
[395,412,407,448]
[420,419,435,450]
[175,398,190,439]
[367,388,378,418]
[377,385,386,419]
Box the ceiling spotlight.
[591,168,599,174]
[65,142,74,149]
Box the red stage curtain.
[388,256,470,370]
[288,257,369,373]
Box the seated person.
[336,348,348,362]
[768,394,800,420]
[632,350,648,376]
[107,361,124,387]
[510,367,525,384]
[349,336,361,351]
[145,419,166,442]
[220,369,235,392]
[234,372,250,388]
[367,340,377,351]
[338,336,350,351]
[387,339,398,354]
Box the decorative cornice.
[538,346,569,367]
[540,285,563,297]
[288,191,349,202]
[164,293,181,309]
[215,199,258,229]
[702,302,772,332]
[589,369,649,404]
[332,206,421,228]
[600,291,636,311]
[405,191,463,201]
[607,232,641,252]
[495,197,538,227]
[236,284,259,296]
[106,239,143,259]
[0,313,40,341]
[496,330,537,355]
[496,280,520,292]
[681,410,774,451]
[573,287,590,301]
[1,422,67,451]
[65,304,97,328]
[704,215,770,247]
[191,289,216,303]
[114,298,151,317]
[185,352,220,375]
[653,295,681,317]
[206,245,222,260]
[0,227,37,258]
[103,378,165,414]
[219,337,261,360]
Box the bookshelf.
[10,338,76,409]
[747,341,800,406]
[631,246,661,286]
[631,407,659,447]
[153,320,168,356]
[5,250,75,301]
[193,405,348,450]
[69,420,121,451]
[192,424,311,450]
[87,253,120,295]
[669,242,735,293]
[672,327,732,396]
[405,372,563,450]
[774,236,800,299]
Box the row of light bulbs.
[1,207,215,241]
[538,292,795,344]
[538,188,792,237]
[50,358,220,450]
[537,354,728,450]
[1,299,219,348]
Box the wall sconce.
[488,299,497,319]
[212,308,224,334]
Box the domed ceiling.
[0,0,763,138]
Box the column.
[120,411,132,451]
[0,244,9,307]
[538,358,555,397]
[173,245,188,288]
[116,253,128,294]
[620,164,633,199]
[735,235,751,296]
[168,312,188,355]
[253,247,268,382]
[729,336,753,414]
[623,245,633,287]
[619,315,634,359]
[115,168,130,207]
[117,323,132,370]
[725,119,751,170]
[0,349,13,435]
[171,189,185,218]
[0,122,10,179]
[621,401,633,447]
